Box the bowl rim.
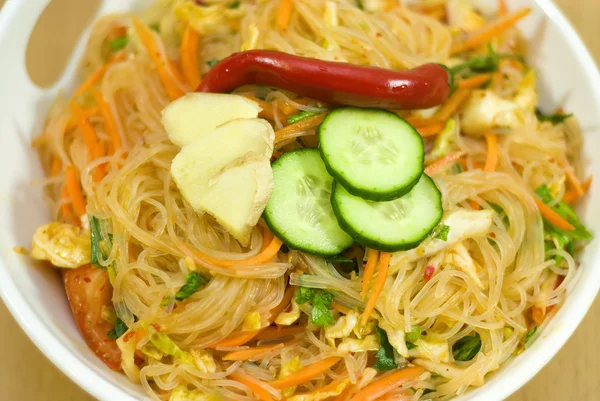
[0,0,599,400]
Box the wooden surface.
[0,0,598,400]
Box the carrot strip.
[275,112,328,144]
[458,73,493,89]
[349,366,425,401]
[563,177,592,204]
[223,344,283,361]
[92,89,122,153]
[417,122,446,137]
[65,106,100,132]
[180,24,202,89]
[132,17,186,100]
[332,301,352,315]
[244,95,276,121]
[269,356,342,389]
[276,0,293,31]
[70,102,105,181]
[50,157,62,177]
[484,133,498,172]
[498,0,508,16]
[60,186,72,217]
[361,252,390,326]
[425,151,466,175]
[534,197,575,231]
[432,88,472,122]
[451,8,531,55]
[531,306,545,325]
[230,372,274,401]
[253,325,305,341]
[261,228,275,252]
[190,235,283,268]
[361,249,379,301]
[563,163,584,196]
[73,54,126,98]
[65,165,86,217]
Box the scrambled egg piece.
[379,321,409,358]
[31,222,91,268]
[325,311,359,346]
[243,311,264,331]
[275,299,301,326]
[461,70,538,136]
[279,356,302,397]
[287,378,350,401]
[338,334,379,354]
[191,349,217,374]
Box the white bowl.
[0,0,598,400]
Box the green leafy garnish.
[109,36,129,52]
[89,216,113,269]
[536,185,592,262]
[206,58,219,68]
[405,326,423,343]
[286,109,326,125]
[452,333,481,361]
[229,0,240,8]
[433,225,450,241]
[374,327,397,371]
[524,326,537,345]
[356,0,364,10]
[535,109,572,125]
[107,317,128,340]
[149,23,160,33]
[406,342,417,350]
[295,287,335,327]
[450,45,524,76]
[175,271,208,301]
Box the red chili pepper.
[197,50,452,110]
[424,265,435,282]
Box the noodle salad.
[28,1,592,400]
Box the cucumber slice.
[264,149,353,256]
[331,175,443,251]
[319,107,424,201]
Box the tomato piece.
[64,264,122,371]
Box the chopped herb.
[450,45,524,76]
[374,327,397,371]
[206,58,219,68]
[107,317,128,340]
[433,225,450,241]
[406,342,417,350]
[149,23,160,33]
[89,216,112,269]
[175,271,208,301]
[452,333,481,361]
[405,326,423,343]
[109,36,129,52]
[295,287,335,327]
[229,0,240,8]
[524,326,537,345]
[326,254,355,264]
[356,0,364,9]
[286,109,326,125]
[535,109,572,125]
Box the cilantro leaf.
[535,109,572,125]
[374,327,397,371]
[406,342,417,350]
[452,333,481,361]
[107,317,128,339]
[295,287,317,304]
[109,36,129,52]
[295,287,335,327]
[405,326,423,343]
[433,225,450,241]
[206,58,219,68]
[175,272,208,301]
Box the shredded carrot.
[189,235,283,268]
[458,73,493,89]
[65,106,100,132]
[276,0,293,31]
[92,89,122,153]
[498,0,508,15]
[230,372,274,401]
[253,325,305,341]
[425,151,466,176]
[244,95,276,121]
[60,186,72,217]
[563,176,592,204]
[223,343,283,361]
[417,122,446,137]
[278,99,308,116]
[432,88,472,122]
[261,228,275,252]
[484,133,498,172]
[73,54,125,98]
[531,306,545,325]
[402,115,431,128]
[180,24,202,89]
[65,165,86,217]
[361,252,390,326]
[534,197,575,231]
[70,102,105,181]
[275,112,328,144]
[332,301,352,315]
[50,157,62,177]
[563,163,584,196]
[361,249,379,301]
[349,366,426,401]
[269,356,342,389]
[469,199,480,210]
[132,17,186,100]
[269,286,295,318]
[451,8,531,55]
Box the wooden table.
[0,0,598,400]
